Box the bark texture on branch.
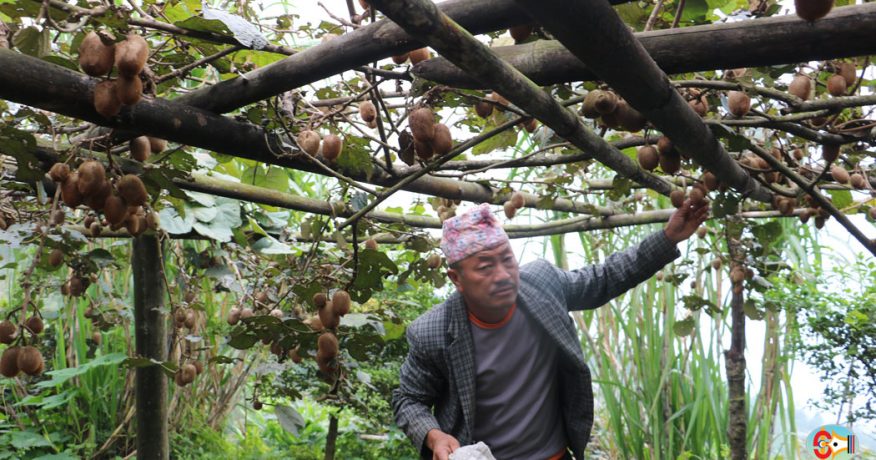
[0,49,601,214]
[414,4,876,88]
[510,0,772,203]
[132,234,169,460]
[368,0,676,201]
[725,231,747,460]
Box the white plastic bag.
[449,442,496,460]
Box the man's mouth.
[492,285,516,295]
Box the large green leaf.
[274,405,305,436]
[158,206,195,234]
[35,353,126,388]
[9,431,52,450]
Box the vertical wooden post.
[132,234,169,460]
[725,230,746,460]
[324,413,338,460]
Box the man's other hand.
[426,429,460,460]
[664,198,710,243]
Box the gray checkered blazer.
[392,231,680,459]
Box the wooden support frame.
[132,234,169,460]
[509,0,773,203]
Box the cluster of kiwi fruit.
[475,92,509,119]
[307,290,352,378]
[789,62,855,103]
[668,181,710,209]
[296,130,344,162]
[79,31,149,118]
[47,160,158,237]
[580,89,648,132]
[391,48,431,66]
[728,263,755,295]
[503,191,526,219]
[435,197,460,223]
[408,107,453,161]
[174,359,204,387]
[637,136,683,175]
[226,290,278,326]
[1,316,46,378]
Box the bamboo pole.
[132,233,169,460]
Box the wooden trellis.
[1,0,876,458]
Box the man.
[393,199,709,460]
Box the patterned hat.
[441,203,509,265]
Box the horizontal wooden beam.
[414,4,876,88]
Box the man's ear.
[447,268,464,293]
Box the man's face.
[447,242,520,312]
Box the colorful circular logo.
[806,424,858,459]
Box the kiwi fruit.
[830,166,850,184]
[659,151,682,175]
[227,307,241,325]
[509,24,533,42]
[103,195,128,226]
[696,227,708,239]
[414,138,434,160]
[359,101,377,123]
[822,144,840,163]
[689,186,705,205]
[426,253,442,269]
[332,290,351,316]
[489,92,510,109]
[148,137,167,154]
[702,172,719,191]
[93,80,122,118]
[814,216,827,229]
[579,92,601,119]
[365,238,378,250]
[688,94,709,117]
[637,146,659,171]
[837,62,856,87]
[614,101,647,132]
[84,180,112,212]
[116,75,142,105]
[288,346,302,364]
[131,136,151,162]
[656,136,673,155]
[117,175,148,207]
[503,201,516,219]
[431,124,453,156]
[17,346,43,376]
[850,173,865,189]
[254,291,269,305]
[322,134,343,161]
[193,360,204,374]
[795,0,834,21]
[730,266,746,284]
[297,130,321,155]
[77,161,106,196]
[306,316,324,331]
[670,190,685,208]
[78,31,115,77]
[318,332,339,360]
[173,308,187,325]
[48,163,71,183]
[313,292,327,308]
[475,100,493,118]
[0,321,16,344]
[61,173,83,208]
[522,118,538,133]
[593,90,619,115]
[184,310,197,329]
[175,363,197,386]
[124,213,143,236]
[319,303,340,329]
[51,209,66,226]
[0,347,20,377]
[115,33,149,77]
[510,192,525,209]
[408,48,430,64]
[826,74,846,97]
[269,309,283,319]
[727,91,751,117]
[48,248,64,267]
[25,316,44,335]
[409,108,436,142]
[789,75,811,100]
[391,53,409,64]
[799,209,812,223]
[240,308,254,320]
[145,211,160,231]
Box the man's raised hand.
[664,198,710,243]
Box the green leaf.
[36,353,126,388]
[336,144,374,179]
[350,250,399,302]
[41,55,79,71]
[228,332,259,350]
[472,128,517,156]
[243,164,289,190]
[9,430,52,450]
[13,26,50,57]
[158,206,194,235]
[274,405,305,436]
[673,317,696,336]
[828,189,853,209]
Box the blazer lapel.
[444,292,476,439]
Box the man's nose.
[493,262,512,282]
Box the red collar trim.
[468,304,516,330]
